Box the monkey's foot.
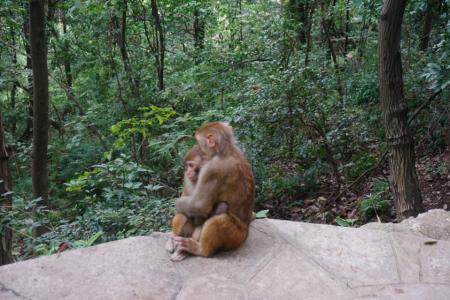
[170,248,188,262]
[172,236,202,257]
[165,235,176,253]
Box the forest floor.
[259,147,450,226]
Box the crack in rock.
[0,281,32,300]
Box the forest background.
[0,0,449,263]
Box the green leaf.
[86,231,104,246]
[255,209,269,219]
[1,191,14,197]
[335,216,356,227]
[111,124,120,134]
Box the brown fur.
[181,145,203,197]
[170,146,204,240]
[167,144,231,259]
[172,122,255,259]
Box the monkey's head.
[184,145,204,183]
[195,122,235,159]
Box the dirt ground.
[258,147,450,226]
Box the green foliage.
[32,231,104,256]
[63,154,175,240]
[358,179,391,219]
[111,105,176,149]
[72,231,104,248]
[32,240,61,256]
[335,216,357,227]
[345,152,378,180]
[1,0,448,261]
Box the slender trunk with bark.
[151,0,165,90]
[108,15,130,117]
[193,9,205,49]
[113,0,139,98]
[378,0,423,220]
[9,24,18,135]
[237,0,243,42]
[10,83,17,136]
[304,4,315,67]
[344,0,351,54]
[193,8,205,64]
[30,0,49,237]
[62,14,73,89]
[321,8,344,103]
[288,0,309,44]
[0,112,13,266]
[22,2,34,140]
[420,0,439,51]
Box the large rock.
[1,210,450,299]
[362,209,450,241]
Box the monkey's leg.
[171,213,195,236]
[171,214,248,261]
[166,213,195,253]
[192,225,203,241]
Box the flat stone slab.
[1,210,450,299]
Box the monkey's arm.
[175,196,193,214]
[176,186,217,217]
[177,156,235,217]
[175,175,219,217]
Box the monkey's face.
[185,158,201,183]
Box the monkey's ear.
[206,134,215,147]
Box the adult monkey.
[170,122,255,260]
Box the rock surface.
[1,209,450,300]
[362,209,450,241]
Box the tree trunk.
[321,4,344,104]
[378,0,423,220]
[0,112,13,266]
[62,12,73,90]
[193,8,205,64]
[30,0,49,237]
[287,0,309,44]
[107,11,131,117]
[237,0,243,42]
[22,2,34,141]
[420,0,439,51]
[113,0,139,98]
[304,4,315,67]
[193,8,205,50]
[151,0,165,90]
[9,25,18,135]
[10,82,17,136]
[344,0,351,54]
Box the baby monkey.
[182,145,228,227]
[166,145,227,260]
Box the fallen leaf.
[424,240,438,245]
[57,242,70,257]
